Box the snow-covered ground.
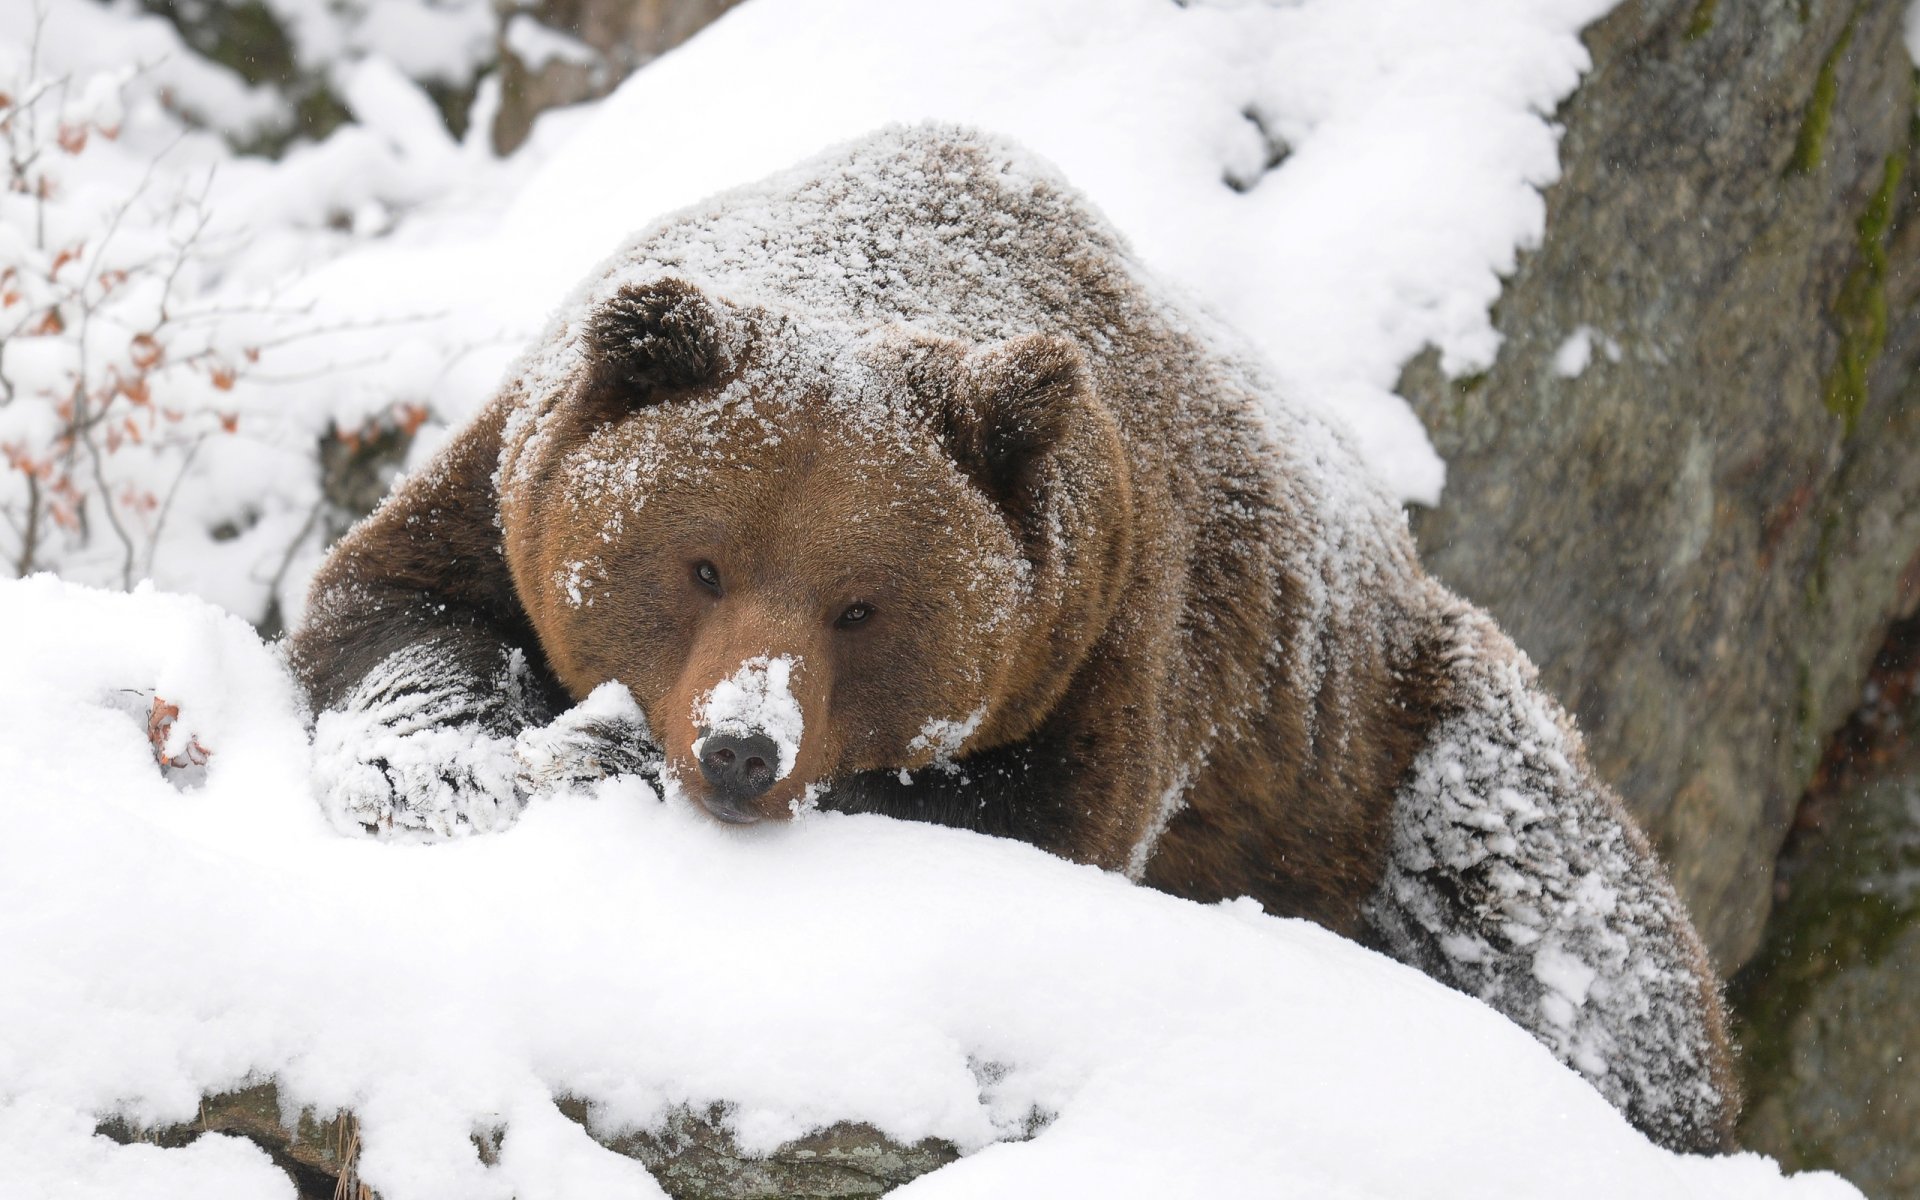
[0,0,1881,1194]
[0,577,1863,1198]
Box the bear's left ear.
[575,277,737,424]
[947,335,1091,527]
[946,334,1133,580]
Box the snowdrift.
[0,577,1860,1199]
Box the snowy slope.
[0,577,1861,1199]
[281,0,1611,526]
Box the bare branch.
[143,433,205,579]
[264,492,327,618]
[15,468,42,577]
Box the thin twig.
[13,471,40,577]
[264,491,327,614]
[75,391,137,589]
[24,2,50,249]
[82,128,191,305]
[154,166,213,324]
[143,433,204,579]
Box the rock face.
[98,1085,359,1200]
[492,0,743,155]
[570,1103,959,1199]
[1398,0,1920,971]
[1398,2,1920,1184]
[1732,622,1920,1198]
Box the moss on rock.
[1787,11,1855,177]
[1822,153,1904,431]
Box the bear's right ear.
[575,277,736,423]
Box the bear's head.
[498,276,1134,823]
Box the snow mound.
[0,577,1861,1198]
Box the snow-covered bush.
[0,36,273,592]
[0,2,501,621]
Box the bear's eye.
[693,561,722,593]
[836,602,874,629]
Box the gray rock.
[566,1100,959,1199]
[1733,673,1920,1198]
[492,0,745,155]
[97,1083,358,1200]
[1398,0,1920,970]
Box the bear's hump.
[539,124,1145,349]
[638,124,1140,338]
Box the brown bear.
[288,124,1737,1153]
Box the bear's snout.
[695,728,779,822]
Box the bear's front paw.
[311,711,523,840]
[515,681,663,795]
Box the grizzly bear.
[289,124,1737,1152]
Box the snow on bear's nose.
[690,654,805,787]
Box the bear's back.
[613,124,1147,348]
[515,124,1256,474]
[568,124,1409,564]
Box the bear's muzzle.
[694,727,779,822]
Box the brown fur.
[288,126,1735,1152]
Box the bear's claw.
[514,683,663,795]
[311,681,662,842]
[311,717,523,841]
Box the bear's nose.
[697,729,779,815]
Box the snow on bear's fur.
[290,124,1736,1150]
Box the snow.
[693,654,806,783]
[505,13,601,71]
[1551,325,1621,377]
[0,1,283,139]
[909,705,987,769]
[1124,764,1198,883]
[0,574,1863,1199]
[1554,327,1597,377]
[346,0,495,85]
[4,1104,296,1200]
[340,55,461,174]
